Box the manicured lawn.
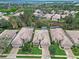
[72,46,79,56]
[49,43,66,55]
[17,56,66,59]
[16,56,41,58]
[18,46,42,54]
[31,46,42,54]
[51,57,66,59]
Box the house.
[70,11,79,17]
[64,10,70,16]
[40,30,50,47]
[33,30,42,45]
[33,9,44,18]
[0,12,3,16]
[0,30,18,53]
[50,28,73,49]
[13,11,24,16]
[61,15,66,18]
[52,14,61,21]
[43,13,53,19]
[66,30,79,46]
[51,10,55,14]
[2,16,10,20]
[60,36,73,49]
[12,27,34,48]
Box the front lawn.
[16,56,41,58]
[31,46,42,54]
[51,57,66,59]
[16,56,66,59]
[49,42,66,55]
[18,42,42,54]
[18,46,42,54]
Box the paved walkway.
[64,48,76,59]
[6,48,19,58]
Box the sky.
[0,0,79,3]
[0,0,75,1]
[0,0,79,1]
[30,0,73,1]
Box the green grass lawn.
[16,56,66,59]
[51,57,66,59]
[31,46,42,54]
[49,43,66,55]
[16,56,41,58]
[72,46,79,56]
[18,46,42,55]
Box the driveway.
[64,48,76,59]
[41,46,51,59]
[7,48,19,58]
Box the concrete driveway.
[64,48,76,59]
[7,48,19,58]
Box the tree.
[72,18,79,29]
[0,19,12,29]
[35,20,50,28]
[63,14,74,30]
[8,16,19,29]
[19,8,34,27]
